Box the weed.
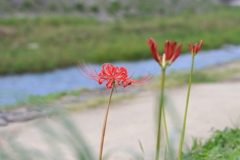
[183,128,240,160]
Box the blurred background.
[0,1,240,159]
[0,0,240,105]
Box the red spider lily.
[188,40,203,55]
[78,63,151,89]
[146,38,182,68]
[146,38,162,63]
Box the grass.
[0,0,211,16]
[0,89,83,110]
[183,127,240,160]
[1,86,136,112]
[0,6,240,74]
[147,61,240,89]
[65,93,135,111]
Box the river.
[0,44,240,106]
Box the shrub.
[75,2,85,12]
[90,4,99,13]
[21,0,34,10]
[48,3,58,12]
[107,1,121,14]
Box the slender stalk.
[163,107,173,158]
[178,56,195,160]
[156,68,165,160]
[99,83,115,160]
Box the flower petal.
[188,42,193,53]
[146,38,161,62]
[171,44,182,63]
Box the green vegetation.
[90,4,99,13]
[147,61,240,89]
[1,87,135,111]
[21,0,34,10]
[24,90,80,103]
[183,128,240,160]
[0,0,210,16]
[0,6,240,74]
[107,1,121,14]
[74,2,85,12]
[0,89,82,110]
[66,93,135,111]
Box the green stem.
[178,56,195,160]
[156,68,166,160]
[99,83,115,160]
[163,107,173,158]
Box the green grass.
[1,87,135,112]
[0,0,211,16]
[183,127,240,160]
[0,6,240,74]
[26,90,80,102]
[147,61,240,89]
[66,93,135,111]
[0,89,83,110]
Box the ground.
[0,61,240,160]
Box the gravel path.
[0,78,240,159]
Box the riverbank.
[0,60,240,159]
[1,44,240,104]
[1,59,240,127]
[0,6,240,74]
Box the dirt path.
[0,79,240,159]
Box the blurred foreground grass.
[0,111,239,160]
[0,6,240,74]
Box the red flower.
[146,38,182,68]
[146,38,162,63]
[188,40,203,55]
[79,63,151,89]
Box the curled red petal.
[197,40,203,52]
[193,43,198,53]
[164,40,169,56]
[146,38,161,62]
[188,42,193,53]
[167,41,176,61]
[106,80,114,89]
[171,44,182,63]
[188,40,203,54]
[165,41,172,61]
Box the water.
[0,44,240,105]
